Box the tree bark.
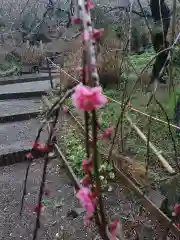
[150,0,170,84]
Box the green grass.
[63,124,115,188]
[65,49,180,175]
[64,127,86,178]
[0,61,20,75]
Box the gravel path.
[0,119,48,154]
[0,158,101,240]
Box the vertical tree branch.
[32,108,60,240]
[169,0,177,94]
[75,0,108,236]
[150,0,170,84]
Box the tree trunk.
[150,0,170,84]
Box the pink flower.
[72,84,108,111]
[176,224,180,229]
[82,159,93,173]
[33,140,40,149]
[81,175,92,186]
[37,144,52,152]
[26,153,33,160]
[62,106,69,113]
[76,187,95,214]
[110,219,119,240]
[33,141,52,153]
[72,17,81,24]
[102,127,114,145]
[33,203,45,213]
[173,204,180,216]
[93,28,104,40]
[87,0,94,9]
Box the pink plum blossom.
[72,84,108,111]
[33,140,40,149]
[62,106,69,113]
[102,127,114,145]
[72,17,81,24]
[26,153,34,160]
[81,175,92,186]
[93,28,104,40]
[110,219,119,240]
[173,203,180,216]
[176,224,180,229]
[76,187,95,214]
[87,0,94,9]
[32,141,52,153]
[82,159,93,173]
[33,203,45,213]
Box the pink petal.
[72,17,81,24]
[72,84,107,111]
[93,28,104,39]
[63,106,69,113]
[33,203,45,213]
[26,153,33,160]
[76,187,95,213]
[91,87,108,108]
[87,0,94,9]
[82,159,93,173]
[32,140,40,149]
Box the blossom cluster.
[70,0,116,231]
[26,140,53,161]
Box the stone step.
[0,111,40,123]
[0,91,47,100]
[0,79,59,100]
[0,99,41,122]
[0,80,51,94]
[0,73,59,85]
[0,119,48,155]
[40,69,58,74]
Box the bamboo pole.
[125,114,175,175]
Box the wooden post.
[46,58,53,89]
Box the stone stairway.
[0,73,58,165]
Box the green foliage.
[64,124,115,189]
[0,61,20,76]
[173,47,180,66]
[114,25,124,39]
[64,127,86,177]
[129,50,155,70]
[0,62,14,71]
[63,47,180,179]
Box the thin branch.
[20,87,74,218]
[155,97,180,172]
[125,113,175,175]
[32,108,60,240]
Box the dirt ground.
[0,107,178,240]
[0,157,103,240]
